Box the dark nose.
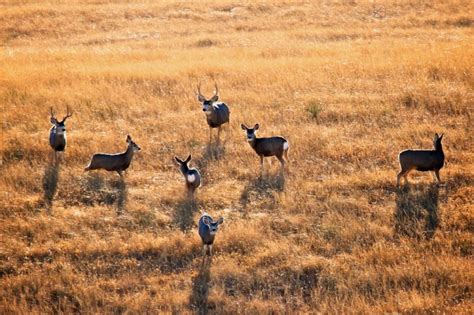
[202,109,206,112]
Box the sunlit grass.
[0,0,473,313]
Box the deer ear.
[185,155,192,163]
[254,124,259,130]
[197,94,206,102]
[439,133,444,140]
[240,124,247,130]
[202,216,211,225]
[175,156,183,165]
[434,133,439,141]
[50,117,58,125]
[210,95,219,102]
[217,217,224,225]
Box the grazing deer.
[84,135,141,177]
[175,154,201,198]
[49,106,73,161]
[195,82,230,143]
[241,123,289,172]
[198,213,224,256]
[397,133,445,187]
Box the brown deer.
[397,133,445,187]
[175,154,201,198]
[196,82,230,143]
[49,106,73,161]
[241,123,289,172]
[84,135,141,177]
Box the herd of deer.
[48,82,445,255]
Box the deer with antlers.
[195,82,230,143]
[49,106,73,161]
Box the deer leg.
[202,245,207,256]
[403,170,410,185]
[260,156,264,174]
[434,169,441,184]
[397,170,407,187]
[284,148,290,163]
[209,244,213,256]
[217,126,221,144]
[209,127,213,143]
[187,188,194,200]
[277,155,285,168]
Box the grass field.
[1,0,473,313]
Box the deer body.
[175,155,201,197]
[397,133,445,186]
[241,124,289,170]
[198,213,224,256]
[84,135,141,176]
[49,129,66,152]
[206,102,230,128]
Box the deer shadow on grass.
[189,256,212,315]
[240,172,286,213]
[174,198,198,232]
[113,177,127,215]
[395,183,439,239]
[42,159,60,212]
[81,173,127,215]
[195,142,226,175]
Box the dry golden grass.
[1,0,473,313]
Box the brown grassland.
[1,0,473,313]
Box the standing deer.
[195,82,230,143]
[49,106,73,161]
[198,213,224,256]
[397,133,445,187]
[175,154,201,198]
[241,123,289,172]
[84,135,141,177]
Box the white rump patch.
[283,142,289,150]
[187,174,196,183]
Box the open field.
[1,0,473,313]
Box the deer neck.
[248,137,258,149]
[125,144,135,163]
[180,165,190,176]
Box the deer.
[84,135,141,177]
[397,133,445,187]
[175,154,201,198]
[240,123,289,172]
[198,213,224,256]
[195,82,230,143]
[49,106,73,162]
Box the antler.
[196,82,206,101]
[196,82,202,96]
[213,82,219,98]
[63,106,73,121]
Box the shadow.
[395,184,439,239]
[189,256,212,315]
[174,198,198,232]
[79,174,126,213]
[115,177,127,215]
[42,159,60,212]
[195,143,226,175]
[240,172,285,213]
